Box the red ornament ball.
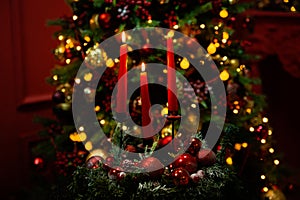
[52,90,65,104]
[171,168,190,186]
[190,173,200,183]
[158,136,173,147]
[173,153,198,174]
[33,157,45,170]
[86,156,103,169]
[139,157,164,178]
[103,156,115,171]
[108,166,123,180]
[125,144,137,153]
[117,171,126,181]
[197,149,216,166]
[186,138,202,156]
[98,13,111,28]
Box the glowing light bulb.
[73,15,78,21]
[173,24,179,29]
[74,78,81,84]
[261,139,266,144]
[106,58,114,68]
[261,175,266,180]
[219,9,229,18]
[220,70,230,81]
[207,43,216,54]
[268,130,272,136]
[180,57,190,69]
[200,24,205,29]
[76,46,82,51]
[161,107,168,116]
[263,187,269,192]
[269,148,275,153]
[291,6,296,12]
[58,35,64,41]
[242,143,248,148]
[249,127,255,132]
[79,126,84,132]
[84,36,91,42]
[223,32,229,40]
[84,73,93,82]
[274,159,280,165]
[85,141,93,151]
[94,106,101,112]
[100,119,105,125]
[262,117,268,123]
[234,143,241,151]
[226,157,233,165]
[52,75,58,81]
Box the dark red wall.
[0,0,70,198]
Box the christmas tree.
[31,0,290,199]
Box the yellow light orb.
[262,117,268,123]
[200,24,205,29]
[85,141,93,151]
[274,159,280,165]
[58,35,64,41]
[268,130,273,135]
[291,6,296,12]
[180,57,190,69]
[263,187,269,192]
[76,46,82,51]
[161,107,168,116]
[242,142,248,148]
[234,143,242,151]
[106,58,114,68]
[220,69,230,81]
[219,9,229,18]
[261,139,266,144]
[79,132,87,142]
[226,157,233,165]
[94,105,101,112]
[100,119,105,125]
[84,35,91,42]
[223,32,229,40]
[269,148,275,153]
[84,73,93,82]
[249,127,255,132]
[52,75,58,81]
[261,175,266,180]
[207,43,217,54]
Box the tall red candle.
[167,36,178,114]
[116,32,128,114]
[140,63,151,138]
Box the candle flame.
[121,31,126,43]
[141,62,146,72]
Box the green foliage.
[58,162,250,200]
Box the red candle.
[140,63,151,137]
[167,36,178,114]
[116,32,128,114]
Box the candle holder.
[114,112,129,155]
[166,111,181,140]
